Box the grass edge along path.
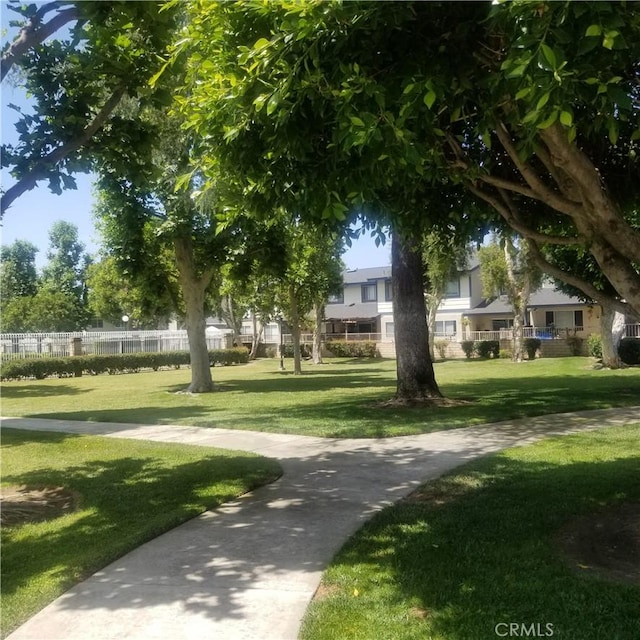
[0,428,282,638]
[300,423,640,640]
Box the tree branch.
[494,120,582,216]
[1,4,79,82]
[466,180,583,246]
[1,86,126,215]
[525,239,631,316]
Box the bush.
[281,343,311,358]
[475,340,500,359]
[523,338,541,360]
[565,336,584,356]
[461,340,475,359]
[434,339,448,360]
[0,348,249,381]
[587,334,602,359]
[618,338,640,365]
[325,340,379,358]
[499,348,512,360]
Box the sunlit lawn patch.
[1,357,639,438]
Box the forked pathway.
[4,407,640,640]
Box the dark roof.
[324,302,379,321]
[342,266,391,284]
[465,288,589,315]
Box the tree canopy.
[172,0,639,315]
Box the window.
[385,322,395,338]
[492,319,513,330]
[444,278,460,298]
[361,283,377,302]
[89,317,104,329]
[545,311,555,326]
[385,280,393,301]
[435,320,457,335]
[327,290,344,304]
[574,310,584,327]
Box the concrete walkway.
[4,407,639,640]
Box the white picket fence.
[0,330,229,360]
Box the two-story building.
[324,260,603,357]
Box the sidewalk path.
[4,407,639,640]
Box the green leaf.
[559,110,573,127]
[423,90,436,110]
[349,116,365,127]
[536,92,550,110]
[608,121,619,145]
[585,24,602,37]
[537,110,558,130]
[253,94,268,112]
[253,37,270,50]
[507,64,528,79]
[540,43,556,68]
[266,94,279,116]
[515,87,531,100]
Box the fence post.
[71,337,83,356]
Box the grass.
[0,428,281,637]
[1,357,639,438]
[300,424,640,640]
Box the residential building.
[324,262,602,357]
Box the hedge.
[618,338,640,365]
[0,348,249,381]
[325,340,379,358]
[475,340,500,359]
[523,337,541,360]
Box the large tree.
[173,0,639,319]
[0,239,39,299]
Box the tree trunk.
[425,295,439,361]
[174,237,214,393]
[249,311,263,360]
[600,305,625,369]
[503,236,532,363]
[288,285,303,375]
[312,302,324,365]
[392,233,442,401]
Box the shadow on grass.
[2,440,281,611]
[305,441,640,640]
[0,384,91,398]
[20,406,219,427]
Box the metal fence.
[0,330,229,360]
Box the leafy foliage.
[0,349,249,381]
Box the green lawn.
[1,357,639,437]
[300,424,640,640]
[0,429,281,637]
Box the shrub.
[523,338,541,360]
[618,338,640,365]
[587,334,602,359]
[265,346,278,359]
[281,343,312,358]
[324,340,379,358]
[475,340,500,359]
[461,340,475,359]
[499,348,512,360]
[0,348,249,381]
[565,336,584,356]
[434,339,448,360]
